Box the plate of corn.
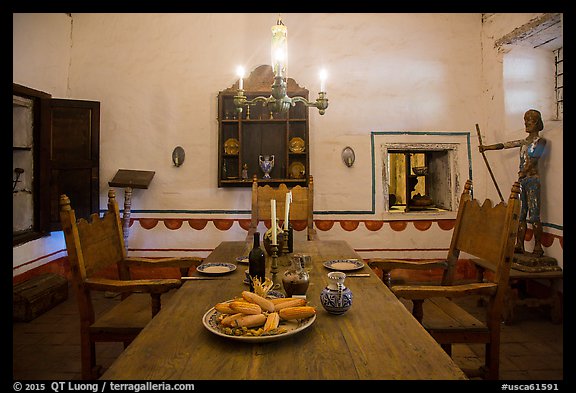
[202,290,316,342]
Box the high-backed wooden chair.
[247,174,318,241]
[368,180,521,380]
[59,189,203,379]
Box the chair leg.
[484,342,499,380]
[412,299,424,323]
[151,293,161,317]
[80,333,96,380]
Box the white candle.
[319,69,327,92]
[271,199,277,245]
[284,191,292,230]
[236,66,245,90]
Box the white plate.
[197,263,237,275]
[323,259,365,271]
[235,256,249,264]
[202,301,315,342]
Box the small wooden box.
[13,273,69,322]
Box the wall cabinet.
[217,65,310,187]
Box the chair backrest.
[443,180,521,307]
[250,174,316,240]
[60,189,125,321]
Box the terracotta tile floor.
[12,285,563,380]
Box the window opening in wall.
[387,149,452,213]
[554,47,563,120]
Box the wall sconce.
[342,146,355,167]
[234,16,329,115]
[172,146,185,167]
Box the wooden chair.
[368,180,521,380]
[247,174,318,241]
[59,189,203,379]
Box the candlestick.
[271,199,277,245]
[270,244,280,289]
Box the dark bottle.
[287,222,294,253]
[248,232,266,292]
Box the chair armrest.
[124,256,204,269]
[367,259,448,271]
[85,277,182,294]
[391,282,497,300]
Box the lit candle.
[319,69,327,92]
[271,18,288,78]
[236,66,245,90]
[271,199,277,245]
[284,191,292,230]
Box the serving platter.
[197,262,237,275]
[202,302,315,342]
[323,259,365,271]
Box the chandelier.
[234,16,329,115]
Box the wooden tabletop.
[101,240,467,380]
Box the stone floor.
[12,285,563,381]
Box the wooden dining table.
[101,240,467,380]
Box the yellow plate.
[224,138,239,155]
[289,137,305,153]
[289,161,306,179]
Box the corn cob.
[229,301,262,315]
[214,302,235,314]
[232,313,267,328]
[241,290,275,313]
[270,297,300,304]
[220,312,244,326]
[263,312,280,331]
[279,306,316,320]
[273,297,307,311]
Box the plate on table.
[323,259,365,271]
[235,256,249,264]
[202,300,314,342]
[197,263,237,275]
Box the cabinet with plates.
[217,65,310,187]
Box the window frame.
[13,83,52,246]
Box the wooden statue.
[479,109,549,259]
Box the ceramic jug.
[320,271,353,315]
[282,255,310,297]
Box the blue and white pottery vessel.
[259,155,274,179]
[320,271,353,315]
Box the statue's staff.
[475,123,504,202]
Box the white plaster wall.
[13,13,71,97]
[13,13,563,275]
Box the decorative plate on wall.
[224,138,239,155]
[289,137,305,153]
[288,161,306,179]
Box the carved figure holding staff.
[479,109,546,257]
